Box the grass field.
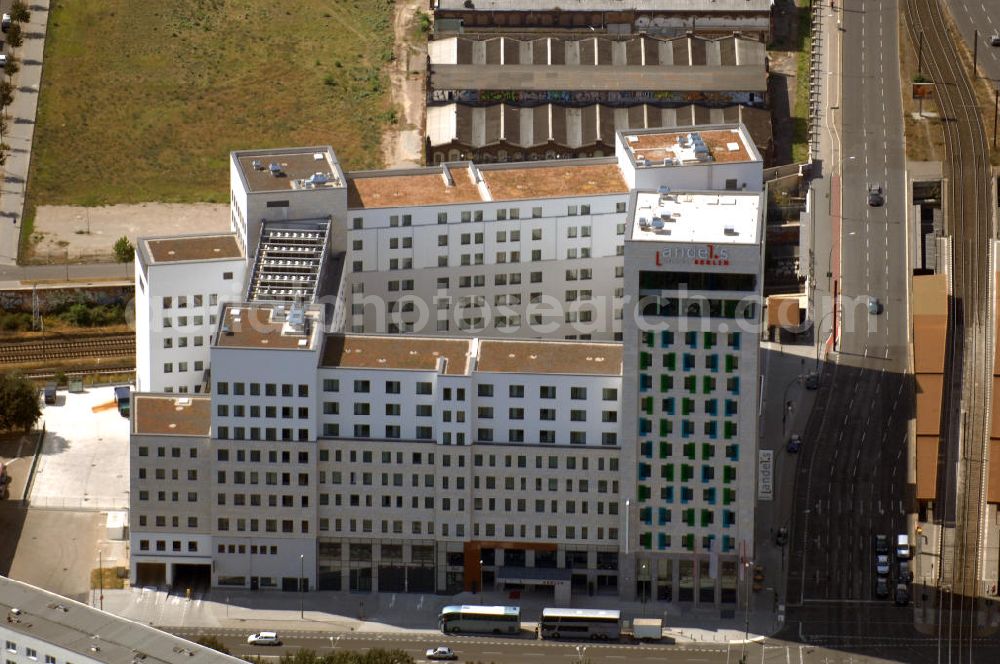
[28,0,396,207]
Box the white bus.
[438,605,521,635]
[539,608,621,640]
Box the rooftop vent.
[638,217,650,228]
[307,172,329,186]
[251,159,263,170]
[651,218,665,230]
[724,226,738,236]
[268,162,283,177]
[313,152,325,161]
[658,185,671,195]
[221,324,233,336]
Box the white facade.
[134,234,246,394]
[131,123,766,606]
[620,188,763,603]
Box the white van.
[895,534,911,559]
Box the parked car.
[867,183,885,206]
[875,576,890,599]
[43,382,56,405]
[425,646,457,661]
[896,534,912,559]
[786,434,802,454]
[875,554,890,576]
[1,14,10,32]
[991,32,1000,46]
[868,296,881,315]
[875,534,890,555]
[804,372,820,390]
[895,584,910,606]
[898,560,913,583]
[247,632,281,646]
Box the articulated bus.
[438,605,521,634]
[539,608,622,640]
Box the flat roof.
[0,576,245,664]
[430,65,766,93]
[482,162,628,201]
[320,335,473,375]
[623,127,754,164]
[214,303,318,351]
[347,165,484,209]
[435,0,772,12]
[990,439,1000,503]
[915,435,939,501]
[630,190,761,245]
[133,394,211,437]
[477,339,623,375]
[233,147,343,194]
[915,373,943,436]
[144,234,243,264]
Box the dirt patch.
[380,0,429,168]
[768,0,809,165]
[27,204,230,264]
[898,11,946,163]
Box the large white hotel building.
[129,124,764,607]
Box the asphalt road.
[945,0,1000,81]
[783,0,919,657]
[165,625,979,663]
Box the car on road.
[1,14,10,32]
[875,534,890,555]
[875,554,890,576]
[804,372,820,390]
[991,33,1000,46]
[775,527,788,547]
[868,296,881,315]
[875,577,890,599]
[0,54,7,68]
[786,434,802,454]
[898,560,913,583]
[895,534,912,559]
[867,183,885,206]
[425,646,458,661]
[247,632,281,646]
[895,584,910,606]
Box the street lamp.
[575,645,587,664]
[479,559,484,601]
[740,560,752,664]
[299,554,305,619]
[623,499,630,599]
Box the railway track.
[0,333,136,365]
[902,0,994,659]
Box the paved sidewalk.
[0,0,49,265]
[100,587,780,645]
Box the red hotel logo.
[655,244,731,267]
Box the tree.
[0,373,42,433]
[4,58,18,78]
[0,81,13,108]
[0,143,10,167]
[194,636,230,656]
[113,236,134,263]
[10,1,29,23]
[7,23,21,48]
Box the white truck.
[632,618,663,641]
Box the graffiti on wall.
[430,88,761,108]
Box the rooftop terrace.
[321,335,473,375]
[482,162,628,200]
[214,303,319,351]
[623,127,754,165]
[477,339,623,375]
[234,148,343,194]
[347,165,483,209]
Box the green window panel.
[641,396,654,414]
[640,352,652,370]
[638,484,652,501]
[684,376,697,393]
[663,353,676,370]
[659,419,673,436]
[700,509,714,527]
[701,443,715,460]
[661,463,674,481]
[724,421,738,439]
[702,376,716,393]
[682,533,695,551]
[643,331,654,348]
[659,441,672,458]
[660,374,674,391]
[683,443,696,459]
[681,464,694,482]
[725,355,738,372]
[723,488,737,505]
[682,508,695,526]
[723,466,737,484]
[682,398,695,415]
[704,332,716,348]
[640,532,652,549]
